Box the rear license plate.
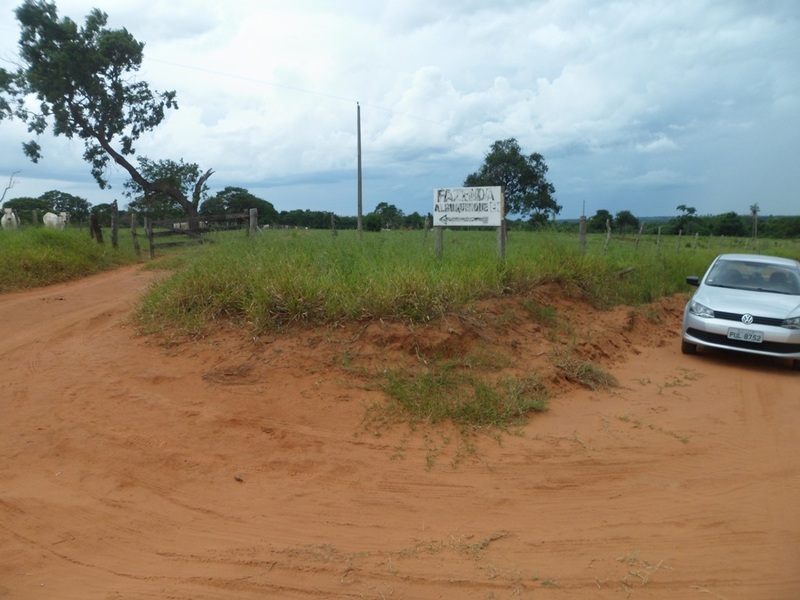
[727,328,763,343]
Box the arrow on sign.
[439,215,489,224]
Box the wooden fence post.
[496,219,506,261]
[434,226,443,260]
[90,213,104,243]
[131,213,141,257]
[111,200,119,249]
[603,219,611,253]
[249,208,258,236]
[145,217,155,259]
[578,215,587,253]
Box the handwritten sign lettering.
[433,187,503,227]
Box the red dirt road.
[1,265,799,599]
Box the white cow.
[43,211,69,230]
[1,207,20,230]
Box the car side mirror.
[686,276,700,287]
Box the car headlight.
[689,300,715,318]
[782,316,800,330]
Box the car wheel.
[792,359,800,372]
[681,340,697,355]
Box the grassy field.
[4,225,797,335]
[133,227,800,336]
[0,227,142,293]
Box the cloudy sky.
[1,0,798,220]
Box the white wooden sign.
[432,186,503,227]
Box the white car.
[682,253,800,370]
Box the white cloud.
[635,134,679,153]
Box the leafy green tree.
[762,216,800,239]
[464,138,560,223]
[671,204,698,234]
[124,157,210,220]
[372,202,404,229]
[403,211,426,229]
[280,209,304,228]
[0,1,212,218]
[363,212,383,232]
[200,186,278,225]
[91,202,117,227]
[587,209,613,233]
[749,203,760,239]
[615,210,639,233]
[39,190,91,223]
[711,212,747,237]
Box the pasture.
[3,223,798,328]
[131,227,800,336]
[0,226,140,293]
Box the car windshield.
[705,260,800,294]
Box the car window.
[706,261,744,288]
[767,269,800,294]
[706,261,800,294]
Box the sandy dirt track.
[1,265,799,600]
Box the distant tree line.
[2,187,432,231]
[530,205,800,239]
[5,189,799,239]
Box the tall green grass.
[0,227,141,292]
[132,228,748,336]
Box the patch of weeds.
[639,304,664,324]
[495,308,522,328]
[390,445,406,461]
[531,574,560,587]
[625,305,664,332]
[616,553,670,591]
[423,431,441,470]
[678,368,702,381]
[375,364,549,429]
[656,368,702,394]
[521,298,558,328]
[617,416,689,443]
[449,531,510,556]
[450,443,477,468]
[616,414,639,426]
[624,309,638,332]
[551,352,618,390]
[649,425,689,444]
[460,345,514,370]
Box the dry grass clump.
[551,352,619,390]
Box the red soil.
[1,265,798,599]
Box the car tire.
[792,359,800,372]
[681,340,697,355]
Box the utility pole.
[357,102,363,239]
